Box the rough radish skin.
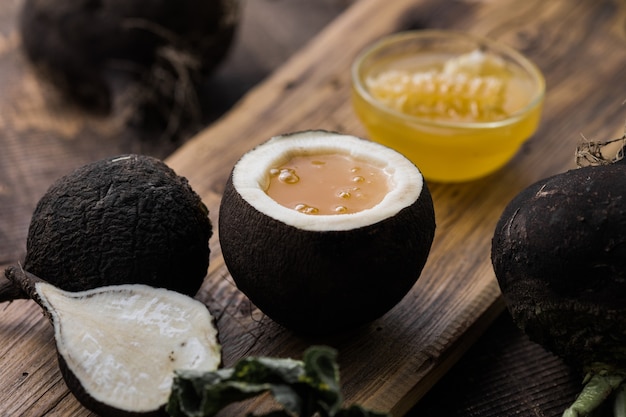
[0,154,213,302]
[219,131,436,335]
[491,163,626,416]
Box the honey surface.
[365,50,533,123]
[266,153,391,215]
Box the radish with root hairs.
[19,0,240,137]
[492,133,626,417]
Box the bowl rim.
[351,29,546,129]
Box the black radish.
[492,135,626,416]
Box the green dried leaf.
[166,346,388,417]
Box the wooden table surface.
[1,0,625,416]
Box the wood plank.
[165,0,626,415]
[0,1,352,416]
[0,0,624,416]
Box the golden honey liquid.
[354,51,543,182]
[365,51,530,123]
[266,154,391,215]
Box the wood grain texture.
[166,0,626,415]
[0,0,352,416]
[0,0,625,416]
[413,312,584,417]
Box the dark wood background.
[0,0,357,268]
[1,0,625,416]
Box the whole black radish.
[0,154,212,302]
[492,135,626,417]
[19,0,240,134]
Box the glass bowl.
[351,30,545,183]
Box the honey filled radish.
[219,130,436,335]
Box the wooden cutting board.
[164,0,626,415]
[1,0,625,415]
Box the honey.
[266,153,391,215]
[352,36,545,182]
[364,50,524,123]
